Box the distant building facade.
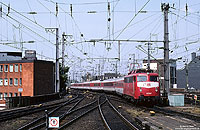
[177,52,200,89]
[0,51,55,106]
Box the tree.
[59,64,69,94]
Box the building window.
[0,65,3,72]
[19,78,22,86]
[20,64,22,72]
[14,93,18,97]
[0,78,3,86]
[15,64,18,72]
[9,93,13,97]
[9,78,13,86]
[10,64,13,72]
[4,78,8,86]
[14,78,18,86]
[4,93,7,100]
[4,65,8,72]
[0,93,2,100]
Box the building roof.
[0,52,22,57]
[0,59,53,64]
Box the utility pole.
[185,61,189,90]
[98,64,100,80]
[118,40,120,61]
[147,42,151,70]
[55,28,60,93]
[62,32,66,69]
[45,28,59,93]
[162,3,170,96]
[118,40,120,76]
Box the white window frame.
[0,78,3,86]
[19,78,22,86]
[4,65,8,72]
[10,64,13,72]
[4,78,8,86]
[14,78,18,86]
[4,93,7,100]
[0,65,3,72]
[9,93,12,97]
[15,64,18,72]
[9,78,13,86]
[0,93,2,100]
[14,93,18,97]
[20,64,22,72]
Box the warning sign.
[49,117,59,128]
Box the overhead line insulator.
[56,3,58,17]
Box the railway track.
[0,94,79,122]
[58,94,106,130]
[99,96,139,130]
[17,95,81,130]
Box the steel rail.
[17,95,79,130]
[98,98,111,130]
[29,97,98,130]
[58,96,107,130]
[0,94,78,122]
[107,98,139,130]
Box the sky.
[0,0,200,81]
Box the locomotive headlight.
[140,87,142,92]
[155,87,158,92]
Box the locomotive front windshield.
[150,76,158,82]
[137,76,147,82]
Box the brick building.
[0,51,55,106]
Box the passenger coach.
[71,69,160,103]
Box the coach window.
[0,78,3,86]
[137,76,147,82]
[15,64,18,72]
[10,64,13,72]
[104,83,113,86]
[4,78,8,86]
[4,65,8,72]
[150,76,158,82]
[133,76,136,82]
[0,65,3,72]
[124,77,128,83]
[128,76,133,83]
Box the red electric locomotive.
[70,69,160,103]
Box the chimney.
[191,52,196,61]
[24,50,37,60]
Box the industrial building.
[177,52,200,90]
[0,50,54,107]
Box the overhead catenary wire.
[114,0,151,39]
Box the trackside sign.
[49,117,59,128]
